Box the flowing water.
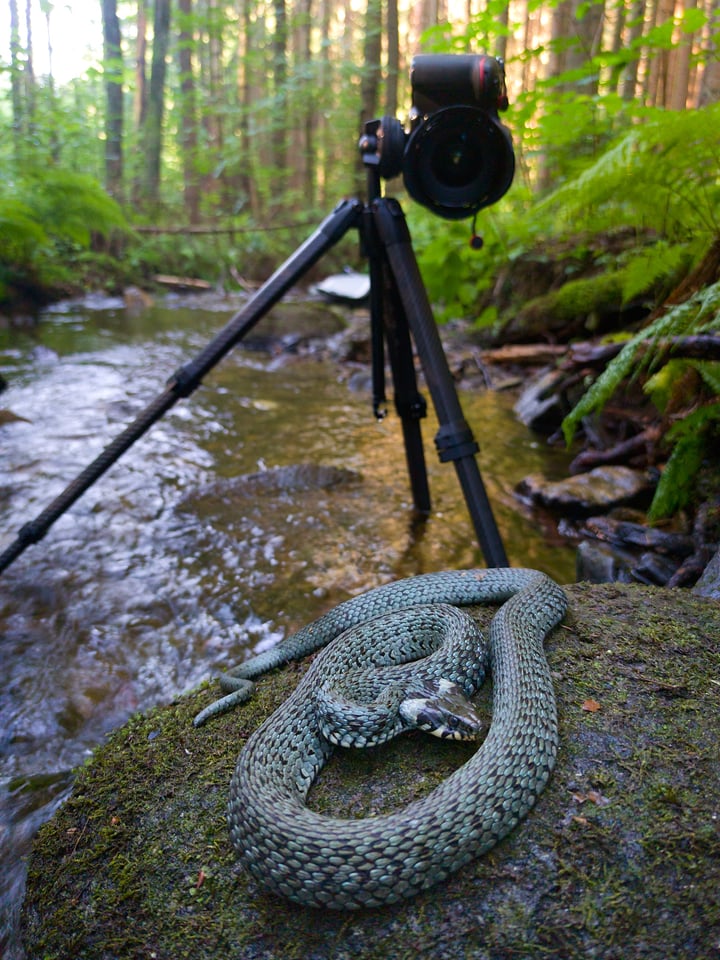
[0,294,575,955]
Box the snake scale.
[195,567,568,909]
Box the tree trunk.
[287,0,312,205]
[237,0,261,218]
[9,0,23,163]
[521,1,539,94]
[546,0,571,81]
[697,1,720,105]
[359,0,382,131]
[143,0,172,206]
[177,0,200,223]
[564,0,604,95]
[271,0,288,187]
[607,0,625,92]
[669,0,697,108]
[134,0,148,129]
[385,0,399,117]
[495,1,510,62]
[357,0,382,192]
[620,0,645,100]
[317,0,332,207]
[23,0,35,134]
[646,0,675,106]
[101,0,124,199]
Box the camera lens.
[403,106,514,220]
[431,134,478,189]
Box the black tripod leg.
[379,262,432,515]
[0,199,363,576]
[371,197,508,568]
[363,208,431,514]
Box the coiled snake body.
[196,568,568,909]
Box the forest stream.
[0,293,576,956]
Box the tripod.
[0,177,507,575]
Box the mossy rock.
[21,583,720,959]
[502,272,627,343]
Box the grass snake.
[194,567,568,909]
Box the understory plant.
[0,168,128,305]
[562,276,720,520]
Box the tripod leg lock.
[395,395,428,421]
[168,363,200,398]
[16,518,46,546]
[434,420,480,463]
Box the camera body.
[361,54,515,221]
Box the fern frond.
[25,169,127,246]
[0,199,48,262]
[537,104,720,240]
[648,402,720,520]
[619,243,691,305]
[562,278,720,444]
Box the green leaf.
[689,361,720,396]
[648,402,720,520]
[562,278,720,444]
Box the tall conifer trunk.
[101,0,124,199]
[143,0,172,206]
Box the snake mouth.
[399,678,484,741]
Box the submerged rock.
[21,584,720,960]
[178,463,361,514]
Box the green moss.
[510,271,625,340]
[21,584,720,960]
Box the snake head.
[399,678,484,741]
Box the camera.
[360,54,515,221]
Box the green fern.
[536,104,720,241]
[619,242,692,305]
[0,168,129,303]
[0,199,49,262]
[563,277,720,443]
[23,169,127,247]
[562,278,720,518]
[648,402,720,520]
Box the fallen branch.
[569,425,662,474]
[568,334,720,369]
[153,274,213,291]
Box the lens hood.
[403,105,515,220]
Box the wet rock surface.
[692,547,720,599]
[516,465,653,514]
[177,463,361,514]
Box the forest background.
[1,0,720,525]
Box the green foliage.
[414,103,718,323]
[22,169,127,246]
[648,403,720,520]
[618,243,691,305]
[536,104,720,242]
[410,186,542,324]
[0,199,49,263]
[0,168,128,304]
[562,279,720,519]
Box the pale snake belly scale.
[196,567,568,909]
